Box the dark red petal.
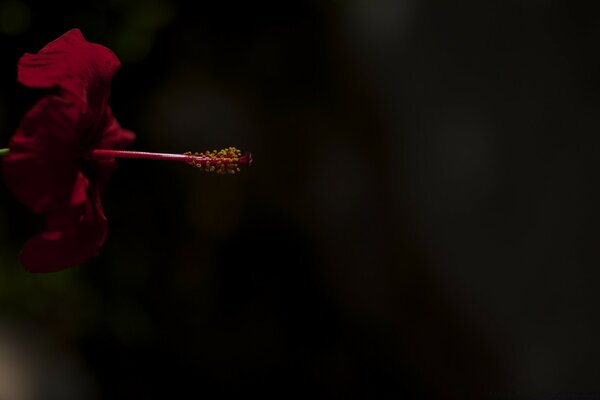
[84,106,136,190]
[3,95,84,214]
[17,29,120,111]
[4,29,135,272]
[20,186,107,273]
[94,106,135,150]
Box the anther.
[183,147,251,174]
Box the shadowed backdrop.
[1,1,600,399]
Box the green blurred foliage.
[0,0,31,36]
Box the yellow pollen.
[184,147,245,174]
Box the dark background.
[1,0,600,399]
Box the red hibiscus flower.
[2,29,134,272]
[2,29,251,273]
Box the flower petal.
[3,29,135,272]
[3,95,84,214]
[19,186,108,272]
[92,106,135,150]
[83,106,136,190]
[17,29,120,113]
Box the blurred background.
[1,0,600,398]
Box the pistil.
[0,147,253,174]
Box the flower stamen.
[86,147,252,174]
[184,147,252,174]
